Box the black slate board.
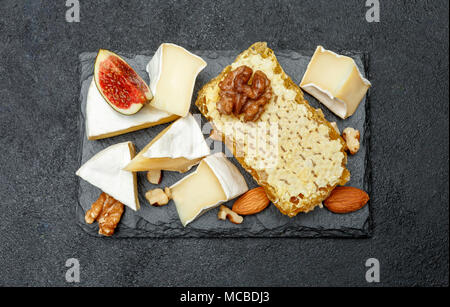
[76,49,372,238]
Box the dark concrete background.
[0,0,448,286]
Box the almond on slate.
[232,187,270,215]
[324,186,369,214]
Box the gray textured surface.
[78,50,369,238]
[0,0,448,286]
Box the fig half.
[94,49,153,115]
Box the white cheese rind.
[300,84,348,119]
[86,80,177,140]
[147,45,163,95]
[143,113,210,160]
[203,153,249,200]
[76,141,139,211]
[146,43,207,117]
[170,152,248,226]
[300,46,371,119]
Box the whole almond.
[324,186,369,214]
[232,187,270,215]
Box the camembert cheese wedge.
[76,141,139,211]
[171,152,248,226]
[124,113,210,173]
[300,46,371,119]
[85,80,178,140]
[147,43,207,117]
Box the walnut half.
[145,188,170,206]
[147,170,162,184]
[342,127,361,155]
[217,205,244,224]
[217,65,272,122]
[85,192,124,236]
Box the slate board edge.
[75,49,373,239]
[362,51,373,237]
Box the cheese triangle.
[147,43,207,117]
[86,80,179,140]
[170,152,249,226]
[76,141,139,211]
[300,46,371,119]
[124,113,210,172]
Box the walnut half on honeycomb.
[85,192,124,236]
[217,65,272,122]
